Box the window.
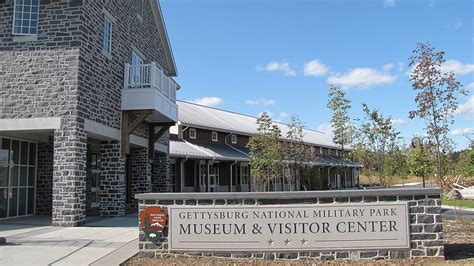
[310,146,315,155]
[212,132,218,142]
[102,16,112,56]
[240,165,249,185]
[231,134,237,144]
[189,128,196,139]
[12,0,40,35]
[319,147,323,155]
[335,150,339,157]
[130,50,144,85]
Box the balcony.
[122,62,178,123]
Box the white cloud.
[382,63,394,71]
[317,123,334,137]
[303,59,329,76]
[398,62,405,72]
[457,95,474,118]
[189,97,223,107]
[390,118,407,127]
[440,60,474,75]
[467,83,474,89]
[327,67,397,89]
[451,128,474,136]
[454,18,463,30]
[384,0,395,8]
[256,61,296,76]
[246,98,276,106]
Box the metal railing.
[124,62,177,102]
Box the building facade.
[0,0,178,226]
[168,101,361,193]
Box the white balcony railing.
[122,62,178,122]
[124,62,177,102]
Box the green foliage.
[353,104,399,186]
[284,115,309,190]
[458,149,474,177]
[409,42,467,183]
[384,144,410,185]
[408,140,433,181]
[327,84,355,152]
[300,167,323,190]
[247,112,283,191]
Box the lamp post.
[411,136,431,188]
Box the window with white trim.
[189,128,196,139]
[240,164,249,185]
[231,134,237,144]
[102,16,112,56]
[319,147,323,155]
[310,146,315,155]
[212,132,218,142]
[12,0,40,35]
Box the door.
[209,166,219,192]
[90,153,100,208]
[130,50,145,86]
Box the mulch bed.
[124,220,474,265]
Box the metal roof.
[170,140,361,167]
[170,141,249,161]
[177,101,337,148]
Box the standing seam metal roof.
[177,101,338,148]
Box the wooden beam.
[148,122,174,159]
[121,110,152,155]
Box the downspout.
[230,160,238,192]
[180,156,189,192]
[180,125,189,140]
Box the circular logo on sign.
[140,206,168,243]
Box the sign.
[140,206,168,243]
[169,203,409,251]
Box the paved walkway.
[0,214,138,266]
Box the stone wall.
[36,137,54,215]
[99,140,126,217]
[137,189,444,261]
[152,152,171,192]
[130,147,152,208]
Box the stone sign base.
[137,189,443,261]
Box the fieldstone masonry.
[99,141,126,217]
[152,152,171,192]
[36,137,54,215]
[52,119,87,227]
[130,147,152,208]
[137,189,444,261]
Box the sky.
[160,0,474,150]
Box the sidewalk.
[0,214,139,266]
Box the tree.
[384,144,410,186]
[247,112,283,191]
[327,84,355,154]
[408,139,434,187]
[284,115,309,190]
[355,104,399,186]
[408,42,468,184]
[458,149,474,178]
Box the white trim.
[231,134,237,144]
[0,117,61,131]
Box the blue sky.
[161,0,473,150]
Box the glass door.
[0,137,36,219]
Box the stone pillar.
[99,140,126,217]
[36,137,54,215]
[152,152,171,192]
[130,147,152,208]
[52,121,87,227]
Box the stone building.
[0,0,178,226]
[168,101,361,193]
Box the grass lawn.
[442,199,474,209]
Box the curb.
[442,205,474,212]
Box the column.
[152,152,171,192]
[52,121,87,226]
[129,147,151,208]
[99,140,126,217]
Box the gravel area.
[124,220,474,265]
